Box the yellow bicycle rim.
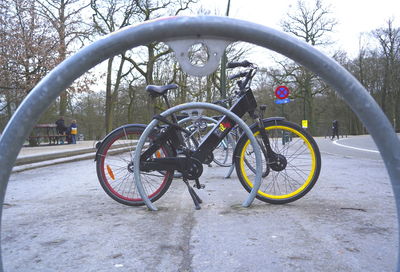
[240,125,317,199]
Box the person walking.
[70,120,78,144]
[331,120,339,140]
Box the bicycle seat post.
[162,94,179,124]
[162,94,172,109]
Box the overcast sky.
[197,0,400,61]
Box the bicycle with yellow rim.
[234,119,320,204]
[95,60,321,208]
[226,61,321,204]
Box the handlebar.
[213,97,233,106]
[227,60,258,92]
[226,60,252,69]
[228,71,248,80]
[213,99,226,106]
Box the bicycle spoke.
[96,126,173,206]
[236,121,320,204]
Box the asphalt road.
[2,135,398,271]
[319,135,382,161]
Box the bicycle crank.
[184,157,203,180]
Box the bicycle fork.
[253,106,287,176]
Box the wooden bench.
[28,124,66,146]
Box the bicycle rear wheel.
[96,125,174,206]
[234,119,321,204]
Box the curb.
[12,142,131,173]
[15,147,97,166]
[13,148,97,173]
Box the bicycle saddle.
[146,84,178,97]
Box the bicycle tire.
[213,132,235,167]
[234,119,321,204]
[96,124,174,206]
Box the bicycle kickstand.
[183,178,202,210]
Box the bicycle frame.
[140,89,258,172]
[192,90,257,163]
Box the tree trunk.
[127,85,136,124]
[58,0,68,116]
[394,86,400,132]
[105,58,114,133]
[146,45,157,116]
[206,75,212,102]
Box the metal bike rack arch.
[132,102,263,211]
[0,16,399,270]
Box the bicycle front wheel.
[96,125,174,206]
[234,120,321,204]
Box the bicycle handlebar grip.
[228,71,248,80]
[226,60,252,68]
[213,99,225,105]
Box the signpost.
[274,86,291,117]
[274,86,291,144]
[274,86,290,105]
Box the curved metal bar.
[0,16,399,270]
[224,163,236,179]
[132,102,263,211]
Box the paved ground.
[1,135,399,271]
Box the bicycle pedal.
[193,183,205,189]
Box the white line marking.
[333,139,379,153]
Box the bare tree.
[91,0,139,132]
[36,0,91,116]
[122,0,197,116]
[0,0,57,129]
[277,0,336,133]
[281,0,336,46]
[372,18,400,130]
[90,0,197,132]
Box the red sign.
[275,86,290,99]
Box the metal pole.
[219,0,231,99]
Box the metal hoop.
[0,16,399,271]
